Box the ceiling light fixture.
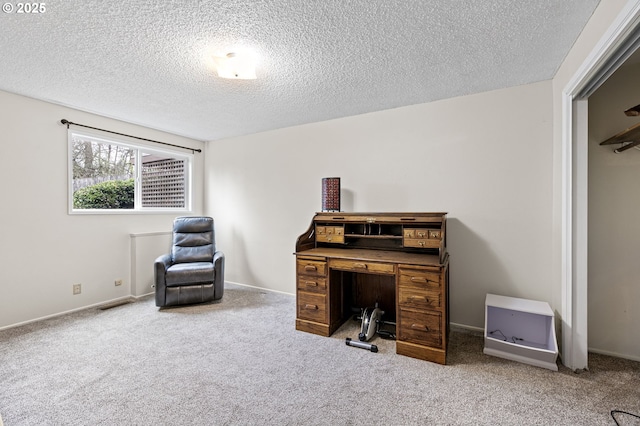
[212,52,257,80]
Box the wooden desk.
[295,212,449,364]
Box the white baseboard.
[588,347,640,363]
[450,322,484,334]
[0,295,137,332]
[225,280,295,297]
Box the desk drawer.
[316,225,344,235]
[297,292,327,323]
[398,286,441,309]
[404,228,442,239]
[297,276,327,294]
[403,238,441,249]
[398,308,442,347]
[398,268,441,289]
[316,225,345,244]
[296,259,327,277]
[329,259,395,275]
[403,228,442,249]
[316,234,345,244]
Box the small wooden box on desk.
[295,212,449,365]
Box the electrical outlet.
[114,279,123,286]
[73,284,81,295]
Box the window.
[69,130,192,213]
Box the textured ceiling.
[0,0,601,141]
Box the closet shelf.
[600,121,640,153]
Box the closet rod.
[614,140,640,153]
[60,119,202,153]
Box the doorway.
[562,3,640,370]
[587,52,640,362]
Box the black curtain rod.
[60,119,202,153]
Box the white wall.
[205,80,554,329]
[0,90,205,328]
[588,62,640,361]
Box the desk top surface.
[296,247,445,267]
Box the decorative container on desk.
[483,293,559,371]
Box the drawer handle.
[410,296,428,303]
[410,277,427,283]
[304,304,318,310]
[304,281,318,287]
[419,241,425,246]
[353,263,368,269]
[417,232,426,237]
[411,323,429,331]
[304,265,317,272]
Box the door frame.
[561,1,640,370]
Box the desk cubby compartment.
[342,223,403,250]
[344,223,402,237]
[483,294,558,371]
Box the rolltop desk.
[294,212,449,364]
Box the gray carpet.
[0,283,639,425]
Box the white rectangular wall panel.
[130,232,172,297]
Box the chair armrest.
[154,253,172,272]
[213,251,225,300]
[213,251,224,266]
[154,253,172,306]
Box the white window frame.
[68,129,193,214]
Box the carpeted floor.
[0,283,639,425]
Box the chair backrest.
[171,216,215,263]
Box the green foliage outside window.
[73,179,135,209]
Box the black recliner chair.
[154,216,224,307]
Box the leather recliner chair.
[154,216,224,307]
